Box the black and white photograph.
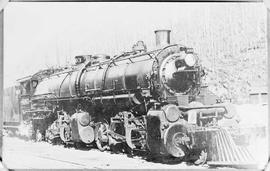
[1,1,269,170]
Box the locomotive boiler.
[8,30,253,166]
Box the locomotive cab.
[17,77,38,96]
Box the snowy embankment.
[235,103,268,169]
[235,103,268,127]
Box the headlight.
[184,54,196,67]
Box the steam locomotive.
[4,30,253,166]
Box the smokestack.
[154,30,171,47]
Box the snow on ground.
[235,104,268,169]
[2,136,207,170]
[235,104,268,127]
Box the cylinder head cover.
[78,112,90,126]
[79,126,95,144]
[163,105,181,122]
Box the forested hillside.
[170,4,267,102]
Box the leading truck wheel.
[95,123,110,151]
[164,124,190,160]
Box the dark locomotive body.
[4,30,248,166]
